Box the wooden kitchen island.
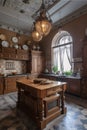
[16,78,67,130]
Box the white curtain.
[53,44,72,72]
[53,48,58,66]
[52,34,73,73]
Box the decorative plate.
[14,44,19,49]
[1,40,9,47]
[22,44,28,50]
[12,36,18,43]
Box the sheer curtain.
[53,48,58,66]
[52,34,73,73]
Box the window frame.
[51,31,73,73]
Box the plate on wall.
[1,40,9,47]
[14,44,19,49]
[12,36,18,43]
[22,44,29,50]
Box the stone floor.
[0,92,87,130]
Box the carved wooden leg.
[36,99,46,130]
[17,86,21,108]
[61,91,64,114]
[37,98,44,120]
[60,87,66,114]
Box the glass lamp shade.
[32,30,42,42]
[35,20,52,36]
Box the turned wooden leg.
[61,91,65,114]
[37,98,44,121]
[60,88,65,114]
[60,85,67,114]
[17,86,21,108]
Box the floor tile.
[0,92,87,130]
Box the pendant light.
[32,0,52,42]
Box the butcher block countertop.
[17,78,67,90]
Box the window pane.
[59,35,72,45]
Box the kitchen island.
[16,78,67,130]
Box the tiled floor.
[0,92,87,130]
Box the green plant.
[52,66,58,73]
[64,71,72,76]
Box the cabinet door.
[81,78,87,98]
[37,55,44,73]
[9,54,16,59]
[23,54,29,60]
[1,47,16,60]
[83,44,87,76]
[4,76,27,94]
[16,49,29,61]
[0,77,4,95]
[2,53,9,59]
[4,77,17,93]
[0,53,3,58]
[32,55,38,73]
[16,54,24,60]
[31,51,44,74]
[68,79,81,96]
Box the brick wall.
[40,13,87,74]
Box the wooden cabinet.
[57,77,81,96]
[31,50,44,75]
[16,49,29,60]
[82,39,87,76]
[4,77,17,93]
[0,47,29,61]
[81,37,87,98]
[0,77,4,95]
[58,77,81,96]
[4,75,27,94]
[81,77,87,98]
[2,47,16,60]
[67,78,81,96]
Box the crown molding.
[53,4,87,29]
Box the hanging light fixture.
[32,23,43,42]
[35,10,52,36]
[32,0,52,42]
[32,29,42,42]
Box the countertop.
[0,73,30,78]
[40,73,82,79]
[0,73,82,79]
[17,78,67,90]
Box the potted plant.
[52,66,58,74]
[64,70,72,76]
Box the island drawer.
[46,86,62,96]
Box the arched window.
[51,30,73,73]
